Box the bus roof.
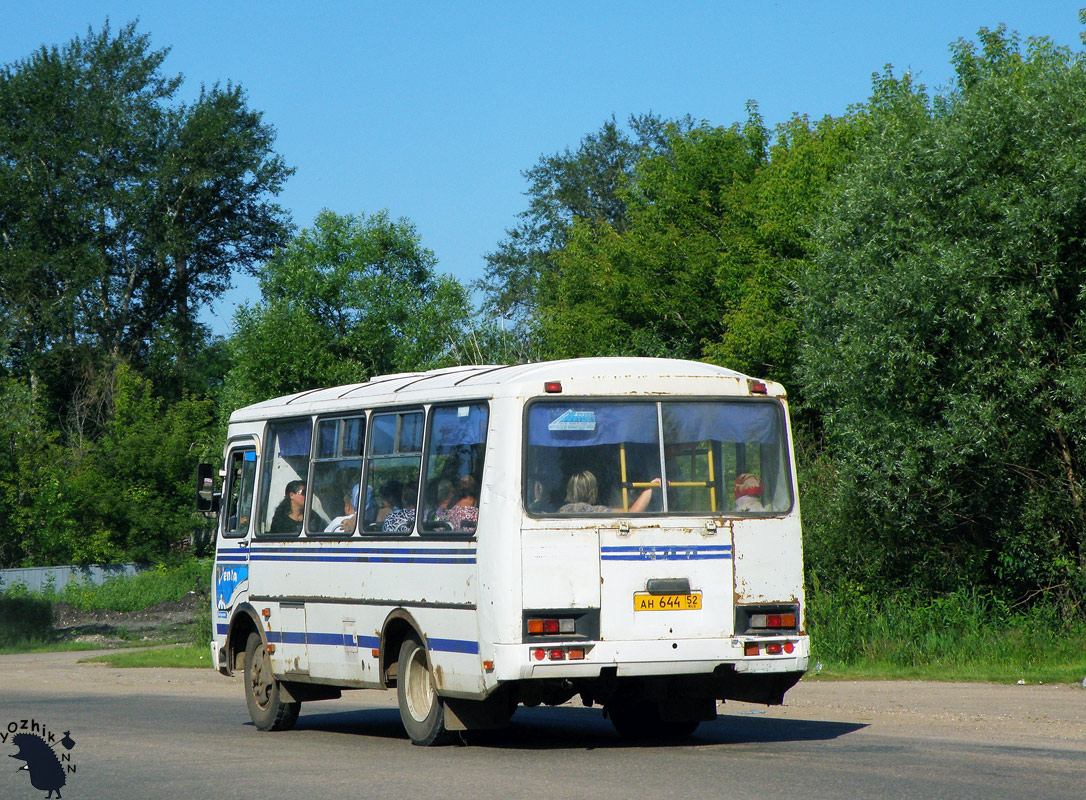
[228,357,784,423]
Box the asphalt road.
[0,651,1083,800]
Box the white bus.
[199,357,809,744]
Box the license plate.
[633,592,702,611]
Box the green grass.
[806,583,1086,685]
[81,643,211,668]
[57,559,212,611]
[0,559,212,653]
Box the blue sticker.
[215,564,248,618]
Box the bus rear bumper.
[493,635,810,681]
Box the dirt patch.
[51,592,206,647]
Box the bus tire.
[243,632,300,732]
[397,636,453,746]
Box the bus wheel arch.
[379,609,426,688]
[226,605,263,674]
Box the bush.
[0,591,54,647]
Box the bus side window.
[223,448,257,537]
[363,410,424,535]
[258,418,313,536]
[309,416,366,535]
[420,403,488,534]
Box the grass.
[57,559,211,611]
[0,559,212,655]
[81,643,211,668]
[806,583,1086,685]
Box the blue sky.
[3,2,1083,335]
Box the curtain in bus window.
[661,402,780,445]
[421,404,488,534]
[527,403,658,447]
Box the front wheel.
[243,632,300,731]
[397,636,453,745]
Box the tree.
[0,20,292,423]
[532,107,858,383]
[477,114,690,327]
[224,210,476,409]
[797,27,1086,611]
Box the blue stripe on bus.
[248,554,476,565]
[601,545,732,561]
[253,629,475,654]
[214,622,477,655]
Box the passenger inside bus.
[443,474,479,531]
[382,484,417,532]
[734,473,766,512]
[427,478,456,523]
[324,485,359,533]
[373,481,401,527]
[559,470,661,514]
[270,480,327,533]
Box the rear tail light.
[747,611,797,630]
[530,645,590,661]
[526,617,577,636]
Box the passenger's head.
[285,480,306,500]
[437,478,454,502]
[458,474,479,501]
[734,473,762,499]
[380,482,401,507]
[401,484,417,508]
[565,470,598,505]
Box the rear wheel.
[608,698,699,740]
[243,632,300,731]
[397,636,453,745]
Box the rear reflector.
[744,642,760,657]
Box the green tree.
[0,20,292,423]
[797,27,1086,612]
[478,114,690,327]
[533,107,858,383]
[224,210,476,410]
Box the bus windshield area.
[524,400,792,516]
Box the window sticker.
[548,409,597,432]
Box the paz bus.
[198,357,809,744]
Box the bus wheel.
[608,699,699,741]
[243,632,300,731]
[397,636,453,745]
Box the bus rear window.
[524,400,792,515]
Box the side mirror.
[196,463,220,513]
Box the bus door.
[215,446,257,634]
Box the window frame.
[417,400,489,539]
[305,413,368,539]
[521,396,794,518]
[221,442,258,539]
[360,407,426,537]
[255,416,316,539]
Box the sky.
[3,2,1083,336]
